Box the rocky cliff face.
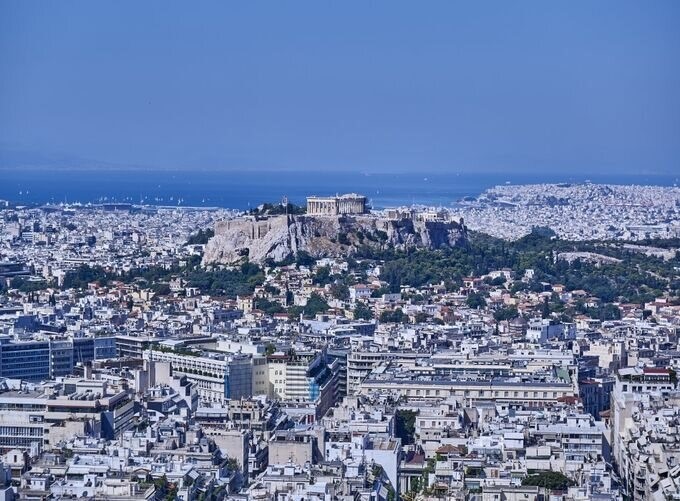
[202,214,468,265]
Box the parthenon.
[306,193,368,216]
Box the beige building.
[306,193,367,216]
[359,377,575,408]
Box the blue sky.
[1,1,678,174]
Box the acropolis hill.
[202,195,468,265]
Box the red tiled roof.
[557,396,580,404]
[643,367,669,374]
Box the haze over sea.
[1,169,678,210]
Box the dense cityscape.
[458,183,680,241]
[0,185,678,500]
[3,0,679,498]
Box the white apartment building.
[610,366,679,500]
[359,375,575,408]
[267,351,338,419]
[144,349,253,404]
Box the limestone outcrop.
[202,214,468,265]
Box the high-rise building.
[267,351,339,418]
[145,349,256,404]
[225,354,253,400]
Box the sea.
[1,169,677,210]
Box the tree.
[186,228,214,245]
[63,265,112,289]
[380,309,405,323]
[353,302,373,320]
[490,275,506,286]
[330,282,350,301]
[313,266,333,286]
[292,293,329,319]
[522,471,575,490]
[295,251,315,267]
[287,306,303,321]
[541,297,551,318]
[226,457,240,472]
[395,409,417,445]
[152,283,171,296]
[249,202,305,216]
[11,277,49,293]
[375,230,388,242]
[414,312,429,323]
[153,474,176,500]
[254,298,285,315]
[409,477,421,496]
[493,307,519,322]
[466,292,486,309]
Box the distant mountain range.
[0,146,141,171]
